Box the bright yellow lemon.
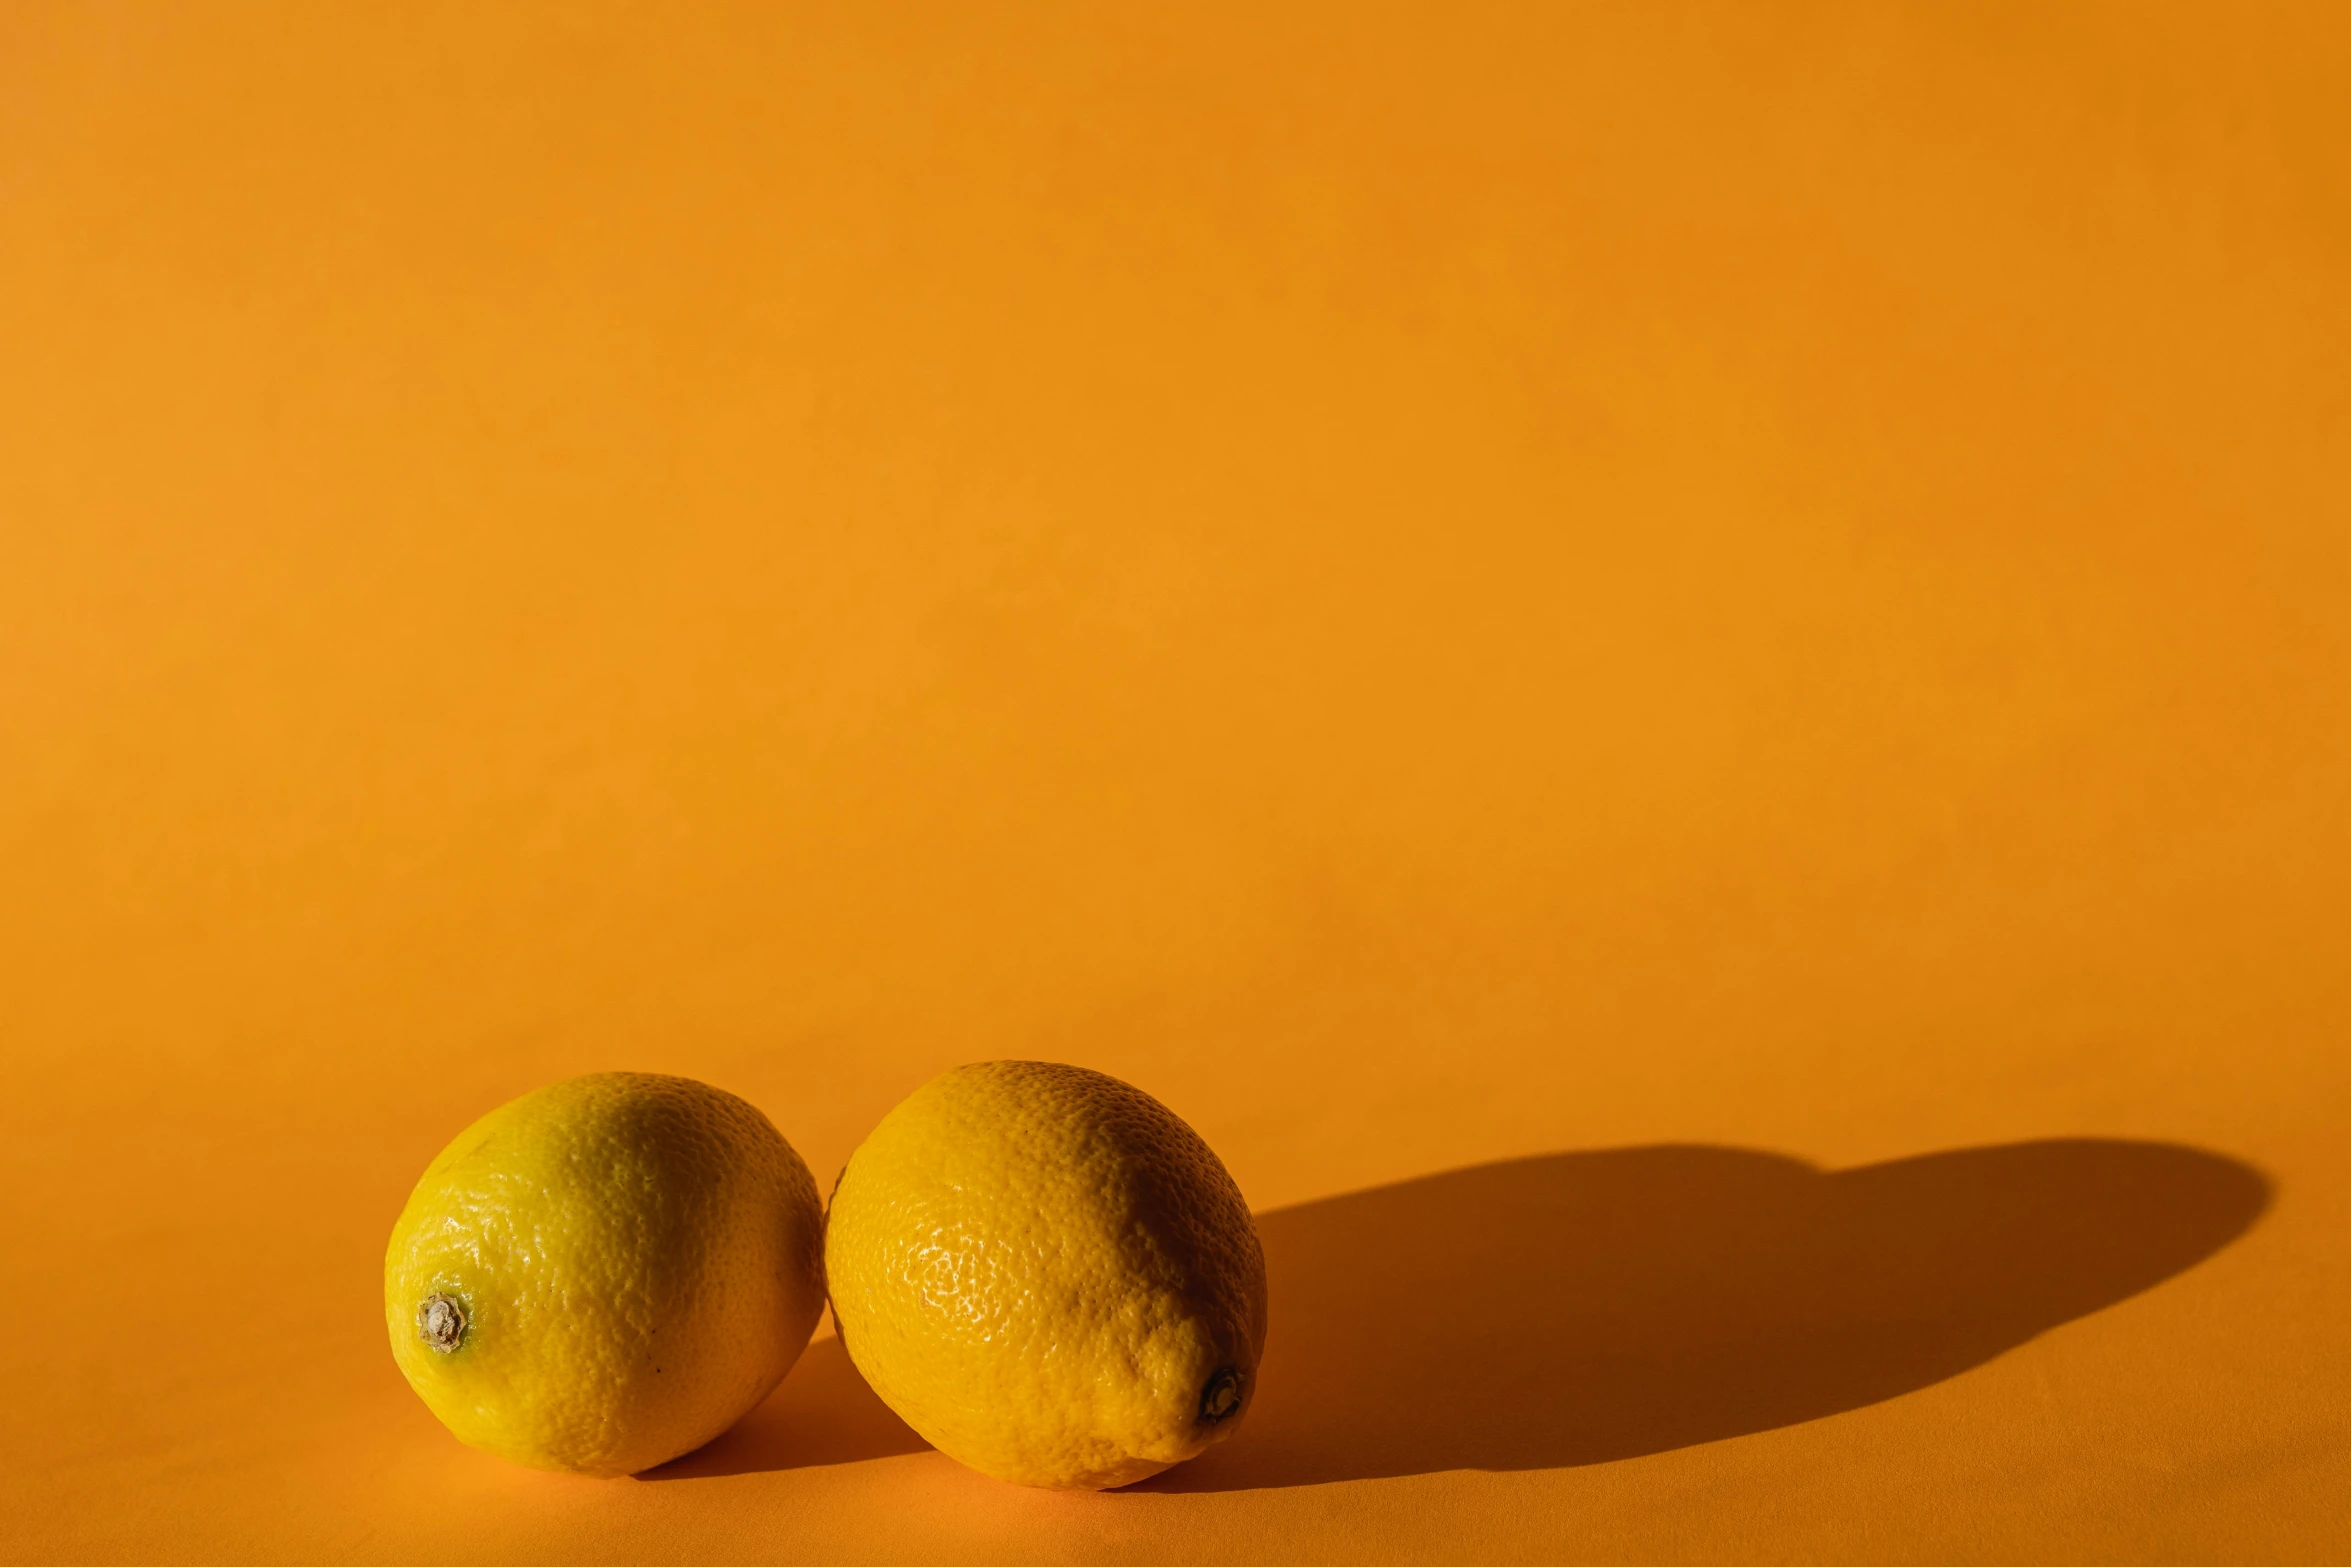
[825,1061,1268,1490]
[384,1072,826,1477]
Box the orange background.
[4,2,2348,1561]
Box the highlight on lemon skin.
[825,1060,1269,1491]
[383,1072,827,1478]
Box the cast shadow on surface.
[647,1331,930,1479]
[651,1138,2267,1488]
[1149,1138,2268,1491]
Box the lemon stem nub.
[421,1293,467,1353]
[1200,1367,1242,1424]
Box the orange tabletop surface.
[4,3,2347,1562]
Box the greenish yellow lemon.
[825,1061,1268,1490]
[383,1072,825,1477]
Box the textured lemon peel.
[826,1061,1268,1491]
[384,1073,826,1478]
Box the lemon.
[383,1072,826,1477]
[825,1061,1267,1490]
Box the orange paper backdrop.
[4,2,2347,1561]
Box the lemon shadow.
[653,1138,2266,1487]
[1144,1138,2267,1491]
[645,1330,929,1479]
